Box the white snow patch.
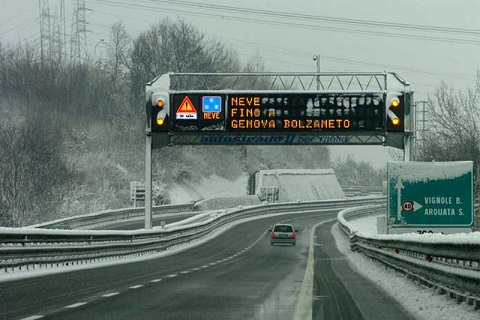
[388,161,473,183]
[349,215,379,234]
[331,223,479,320]
[169,173,249,204]
[359,230,480,245]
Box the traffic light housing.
[386,92,405,132]
[150,92,170,132]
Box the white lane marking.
[167,274,177,278]
[209,262,216,265]
[20,316,44,320]
[201,265,209,268]
[191,268,200,271]
[293,218,337,320]
[150,279,162,283]
[65,302,87,309]
[181,271,190,274]
[129,285,144,289]
[102,292,119,297]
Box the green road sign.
[387,161,474,229]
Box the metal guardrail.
[341,186,384,197]
[0,198,385,273]
[29,203,195,230]
[338,205,480,309]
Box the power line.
[0,2,37,31]
[92,0,480,43]
[88,5,479,85]
[211,34,476,81]
[146,0,480,36]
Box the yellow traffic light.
[386,92,405,132]
[150,92,169,132]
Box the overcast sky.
[1,0,479,167]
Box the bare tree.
[0,99,69,226]
[421,73,480,202]
[106,21,130,83]
[129,18,239,104]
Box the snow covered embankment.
[336,208,480,319]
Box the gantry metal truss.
[143,72,414,229]
[164,71,409,92]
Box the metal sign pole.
[404,135,412,162]
[145,133,153,229]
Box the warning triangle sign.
[176,96,197,120]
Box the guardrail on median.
[338,205,480,309]
[29,203,195,230]
[0,198,385,273]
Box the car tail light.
[291,233,296,239]
[271,233,276,239]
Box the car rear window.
[273,225,293,232]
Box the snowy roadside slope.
[339,213,480,319]
[349,215,379,234]
[169,174,249,204]
[331,223,479,320]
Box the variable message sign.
[387,161,474,233]
[170,92,385,134]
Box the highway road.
[312,221,414,320]
[1,210,413,320]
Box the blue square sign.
[202,96,222,113]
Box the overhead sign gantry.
[143,72,414,228]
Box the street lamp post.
[313,54,320,90]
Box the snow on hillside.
[257,169,345,201]
[169,173,249,203]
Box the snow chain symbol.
[402,200,414,213]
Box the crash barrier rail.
[0,198,385,273]
[341,186,384,197]
[338,205,480,309]
[29,203,195,230]
[30,185,381,230]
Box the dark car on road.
[269,223,297,246]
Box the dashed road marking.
[65,302,87,309]
[17,231,271,320]
[129,285,144,289]
[102,292,119,297]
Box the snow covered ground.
[349,214,379,234]
[169,173,249,203]
[334,220,479,319]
